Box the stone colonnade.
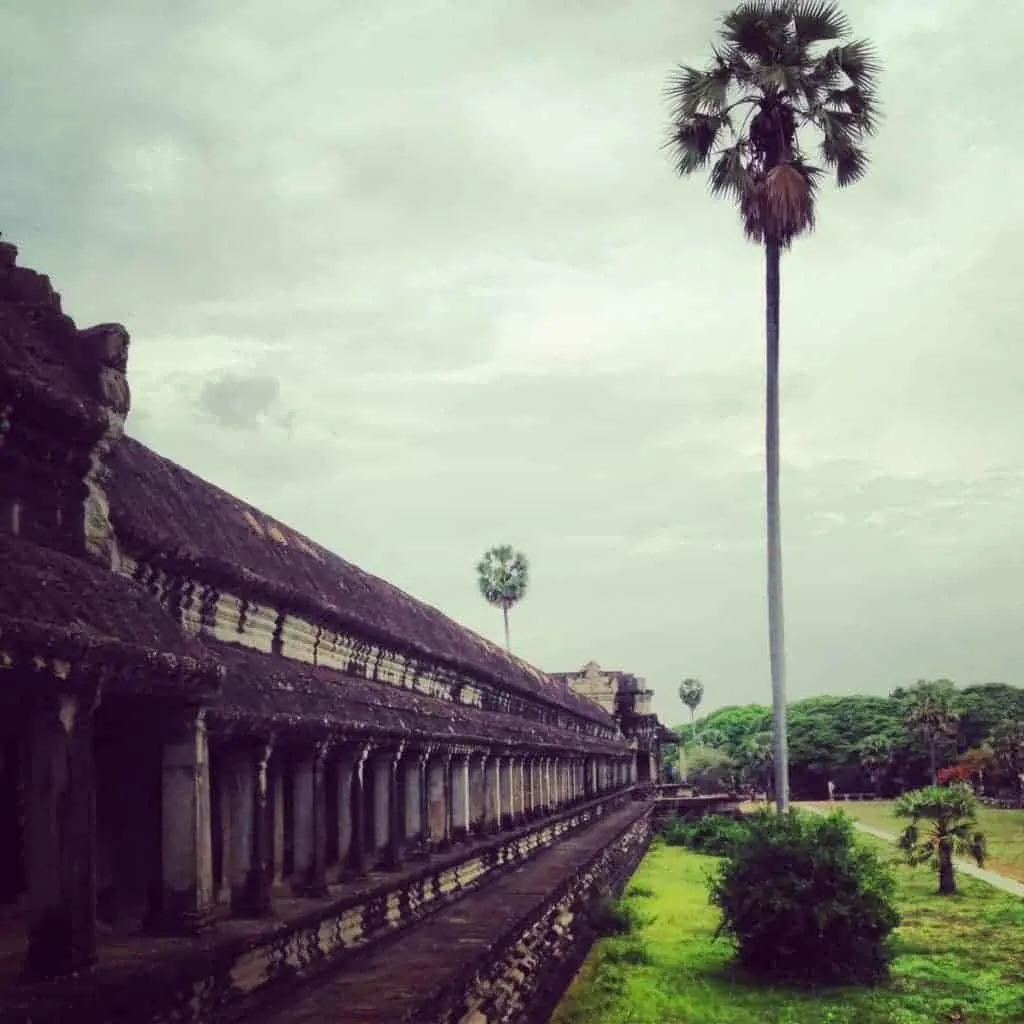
[14,694,636,978]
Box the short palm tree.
[895,785,986,895]
[679,678,705,741]
[665,1,880,811]
[476,545,529,652]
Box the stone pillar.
[452,754,471,837]
[404,753,422,852]
[226,741,273,917]
[426,752,448,847]
[540,757,550,812]
[484,755,501,831]
[271,760,285,887]
[499,756,514,827]
[294,742,330,896]
[333,747,359,880]
[347,745,372,877]
[23,688,99,979]
[468,753,487,831]
[371,751,391,862]
[525,757,536,817]
[151,707,214,935]
[384,744,406,869]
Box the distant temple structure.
[552,661,674,784]
[0,240,670,1022]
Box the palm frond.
[721,1,791,64]
[825,38,882,90]
[790,0,850,46]
[709,143,751,199]
[666,63,733,118]
[825,84,880,133]
[666,113,732,176]
[817,109,871,186]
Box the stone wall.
[427,807,653,1024]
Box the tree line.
[667,679,1024,802]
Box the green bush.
[709,809,900,986]
[662,813,751,855]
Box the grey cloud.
[5,0,1024,725]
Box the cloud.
[3,0,1024,725]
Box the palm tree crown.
[476,544,529,653]
[679,678,705,739]
[666,0,880,246]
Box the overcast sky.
[4,1,1023,725]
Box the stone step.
[245,802,650,1024]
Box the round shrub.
[709,809,900,986]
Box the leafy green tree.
[666,0,880,811]
[678,678,705,739]
[895,785,986,895]
[988,719,1024,798]
[686,745,739,794]
[737,730,774,793]
[901,680,960,784]
[475,545,529,652]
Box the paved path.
[804,806,1024,898]
[246,803,649,1023]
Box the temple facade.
[0,240,667,1020]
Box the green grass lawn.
[802,801,1024,882]
[553,840,1024,1024]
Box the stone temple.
[0,240,673,1023]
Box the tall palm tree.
[679,678,705,741]
[895,785,986,896]
[665,1,880,811]
[476,544,529,652]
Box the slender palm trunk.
[502,605,510,652]
[690,707,697,744]
[765,239,789,813]
[938,839,956,894]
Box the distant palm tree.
[857,733,894,796]
[476,545,529,652]
[665,0,880,812]
[679,678,705,741]
[903,681,959,785]
[895,785,986,895]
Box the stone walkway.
[805,806,1024,898]
[246,803,649,1024]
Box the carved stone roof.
[0,535,222,696]
[106,436,614,728]
[206,641,623,753]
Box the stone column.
[451,754,471,838]
[525,757,536,817]
[426,752,449,847]
[484,755,501,831]
[226,740,273,917]
[498,756,514,828]
[347,745,372,877]
[151,706,214,935]
[404,751,423,853]
[23,688,99,979]
[294,741,330,896]
[384,744,406,869]
[468,753,487,832]
[333,747,359,881]
[371,751,391,864]
[271,759,285,888]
